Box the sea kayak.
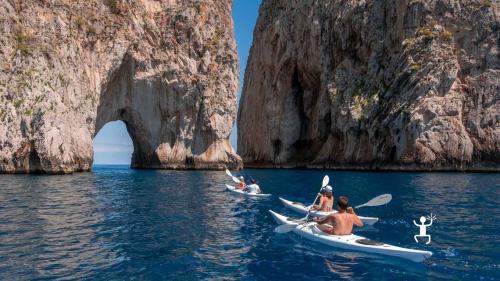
[269,210,432,262]
[225,184,271,197]
[279,197,379,225]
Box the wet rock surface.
[238,0,499,171]
[0,0,241,173]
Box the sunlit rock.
[238,0,499,171]
[0,0,242,173]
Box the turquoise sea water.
[0,165,498,280]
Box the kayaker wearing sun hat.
[236,176,246,190]
[311,185,334,212]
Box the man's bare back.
[314,206,364,235]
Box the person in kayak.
[310,185,334,212]
[236,176,246,190]
[244,179,261,194]
[313,196,363,235]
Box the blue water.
[0,166,498,280]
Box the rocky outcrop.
[238,0,499,171]
[0,0,241,173]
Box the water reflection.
[193,171,259,279]
[0,168,498,280]
[324,259,356,279]
[409,173,500,276]
[0,174,115,280]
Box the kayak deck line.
[356,238,384,246]
[269,210,432,263]
[279,197,379,225]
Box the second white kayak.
[225,184,271,197]
[279,197,379,225]
[269,210,432,262]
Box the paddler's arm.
[311,195,324,210]
[347,207,364,227]
[313,214,335,225]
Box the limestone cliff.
[238,0,499,171]
[0,0,242,173]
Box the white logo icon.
[413,213,436,244]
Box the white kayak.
[279,197,379,225]
[269,210,432,262]
[225,184,271,197]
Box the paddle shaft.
[303,175,329,221]
[305,194,320,219]
[304,187,326,220]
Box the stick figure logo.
[413,213,436,244]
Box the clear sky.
[93,0,262,165]
[229,0,262,148]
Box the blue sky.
[93,0,262,165]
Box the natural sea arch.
[92,55,165,169]
[89,53,241,170]
[92,121,133,165]
[0,1,243,174]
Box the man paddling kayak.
[244,179,261,194]
[313,196,363,235]
[310,185,334,212]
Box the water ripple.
[0,168,498,280]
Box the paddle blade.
[366,194,392,206]
[225,169,233,177]
[322,175,330,188]
[356,194,392,208]
[231,176,241,183]
[274,224,297,234]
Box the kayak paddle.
[231,176,241,184]
[226,168,242,184]
[304,175,330,220]
[274,175,329,233]
[274,193,392,234]
[355,194,392,209]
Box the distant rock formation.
[238,0,499,171]
[0,0,242,173]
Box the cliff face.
[0,0,242,173]
[238,0,499,171]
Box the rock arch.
[94,53,242,170]
[0,1,242,173]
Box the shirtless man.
[310,185,334,212]
[313,196,363,235]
